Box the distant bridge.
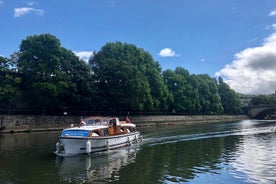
[246,105,276,119]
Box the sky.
[0,0,276,94]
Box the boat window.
[102,119,109,125]
[84,119,94,125]
[95,119,101,125]
[109,119,116,126]
[92,132,99,136]
[84,118,104,125]
[102,129,109,136]
[94,130,102,136]
[96,129,106,136]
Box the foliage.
[163,68,224,114]
[17,34,95,112]
[0,55,21,104]
[0,33,243,115]
[163,68,200,113]
[217,77,241,114]
[197,74,223,113]
[250,94,276,105]
[90,42,171,113]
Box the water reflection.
[119,120,276,184]
[0,132,61,184]
[139,136,242,184]
[55,145,140,183]
[231,131,276,183]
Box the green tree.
[163,67,200,113]
[90,42,170,113]
[163,69,185,112]
[196,74,223,114]
[218,77,241,113]
[17,34,94,113]
[0,55,21,107]
[189,74,201,113]
[250,94,276,105]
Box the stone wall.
[0,115,80,132]
[131,115,248,126]
[0,115,248,133]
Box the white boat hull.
[56,132,142,156]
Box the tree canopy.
[17,34,95,113]
[89,42,170,113]
[0,33,242,115]
[163,68,224,114]
[218,77,241,114]
[0,55,21,106]
[249,94,276,105]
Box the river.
[0,120,275,184]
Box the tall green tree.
[197,74,223,113]
[17,34,94,113]
[163,67,201,113]
[0,55,21,107]
[218,77,241,113]
[163,69,184,112]
[90,42,170,112]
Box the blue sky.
[1,0,276,94]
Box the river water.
[0,120,275,184]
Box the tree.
[90,42,170,113]
[218,77,241,113]
[189,74,201,113]
[17,34,94,113]
[197,74,223,113]
[0,55,21,108]
[163,69,185,112]
[250,94,276,105]
[163,67,201,113]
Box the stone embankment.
[131,115,248,126]
[0,115,248,133]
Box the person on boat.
[80,118,86,126]
[126,116,131,123]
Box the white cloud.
[74,51,94,62]
[14,7,44,18]
[159,48,179,57]
[216,32,276,94]
[265,23,276,30]
[269,10,276,17]
[27,1,39,6]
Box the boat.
[55,116,142,156]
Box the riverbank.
[0,114,248,133]
[132,115,248,126]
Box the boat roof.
[121,123,136,128]
[64,125,109,131]
[83,116,118,120]
[61,116,137,131]
[63,123,136,132]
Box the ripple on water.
[144,121,276,184]
[230,132,276,184]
